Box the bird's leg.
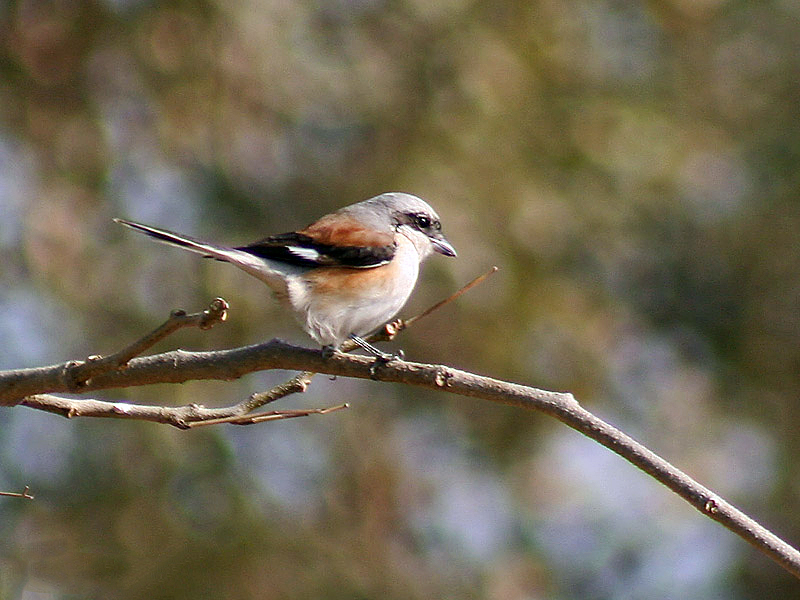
[348,334,404,363]
[324,336,404,378]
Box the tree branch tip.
[0,486,34,500]
[210,297,229,311]
[184,401,347,428]
[404,265,499,327]
[199,297,229,328]
[383,319,405,338]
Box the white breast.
[286,235,422,347]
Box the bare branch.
[20,393,232,428]
[186,403,349,427]
[2,270,800,578]
[17,381,334,429]
[5,347,800,577]
[60,298,229,389]
[0,486,34,500]
[366,265,498,345]
[402,265,497,328]
[239,371,316,412]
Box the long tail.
[113,218,286,287]
[114,218,236,260]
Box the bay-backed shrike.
[115,192,456,357]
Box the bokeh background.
[1,0,799,597]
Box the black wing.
[237,233,396,268]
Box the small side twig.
[187,403,349,428]
[401,265,497,329]
[237,371,316,413]
[0,486,34,500]
[341,266,498,350]
[65,298,229,388]
[20,392,346,429]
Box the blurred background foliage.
[1,0,799,597]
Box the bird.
[115,192,456,358]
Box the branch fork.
[62,297,230,390]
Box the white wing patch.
[287,246,322,262]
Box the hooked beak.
[431,234,457,257]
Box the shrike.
[115,192,456,356]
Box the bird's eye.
[415,214,431,229]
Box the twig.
[17,386,341,429]
[341,265,498,348]
[238,371,316,413]
[402,265,497,328]
[187,403,349,427]
[0,486,34,500]
[20,393,231,428]
[65,298,229,388]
